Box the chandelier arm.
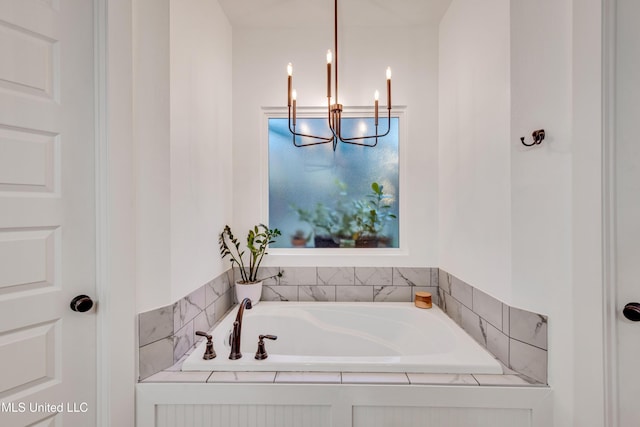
[287,107,334,146]
[341,138,379,148]
[335,110,392,142]
[289,126,334,144]
[293,135,333,147]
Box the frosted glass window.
[268,116,399,249]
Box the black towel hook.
[521,129,545,147]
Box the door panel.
[615,0,640,424]
[0,0,96,426]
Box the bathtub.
[181,302,502,374]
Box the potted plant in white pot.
[218,224,281,305]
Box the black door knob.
[623,302,640,322]
[70,295,94,313]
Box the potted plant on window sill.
[292,203,339,248]
[353,182,397,248]
[218,224,281,305]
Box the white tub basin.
[181,302,503,374]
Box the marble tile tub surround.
[138,266,548,384]
[237,267,440,304]
[138,270,235,380]
[438,269,549,384]
[139,267,436,380]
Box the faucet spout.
[229,297,252,359]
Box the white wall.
[103,0,137,424]
[169,0,233,302]
[438,0,512,300]
[134,0,172,311]
[510,0,572,315]
[231,23,439,267]
[572,0,605,425]
[439,1,579,425]
[134,0,233,312]
[510,1,574,425]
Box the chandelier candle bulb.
[327,50,332,98]
[386,67,392,109]
[374,90,379,126]
[287,63,293,106]
[292,89,297,126]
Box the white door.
[615,0,640,425]
[0,1,96,426]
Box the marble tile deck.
[275,372,342,384]
[142,368,546,387]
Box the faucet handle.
[259,334,277,341]
[195,331,216,360]
[195,331,212,340]
[255,334,277,360]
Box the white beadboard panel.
[353,406,530,427]
[0,20,57,99]
[155,404,331,427]
[0,227,57,294]
[137,382,553,427]
[0,125,57,192]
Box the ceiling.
[217,0,453,28]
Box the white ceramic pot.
[234,281,262,306]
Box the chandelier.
[286,0,392,151]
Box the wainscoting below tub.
[137,382,552,427]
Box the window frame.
[260,106,408,257]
